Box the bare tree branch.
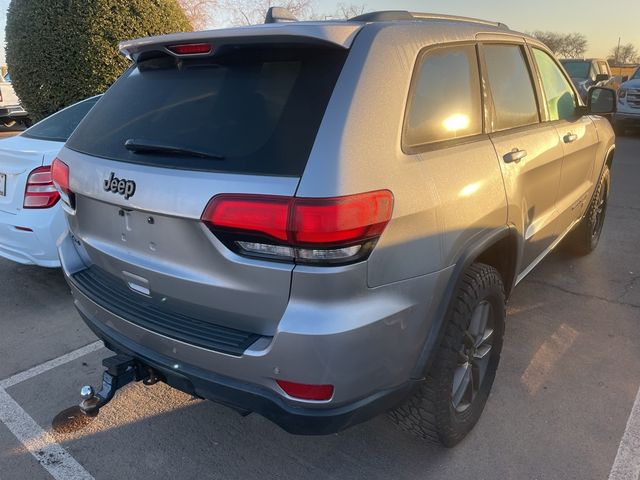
[220,0,317,25]
[608,43,639,65]
[177,0,218,30]
[333,2,366,19]
[528,31,588,59]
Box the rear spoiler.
[119,23,363,61]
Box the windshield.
[632,68,640,80]
[22,96,100,142]
[67,45,347,176]
[561,60,590,79]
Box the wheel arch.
[410,226,520,379]
[605,145,615,170]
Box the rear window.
[405,44,482,147]
[67,45,347,176]
[561,60,591,79]
[22,96,99,143]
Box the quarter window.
[483,44,539,131]
[405,45,482,147]
[532,49,577,121]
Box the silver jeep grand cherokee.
[55,10,616,446]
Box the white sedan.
[0,96,100,267]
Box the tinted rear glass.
[561,60,590,79]
[67,45,347,176]
[22,97,99,142]
[484,45,539,130]
[405,44,482,147]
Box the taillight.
[51,158,74,207]
[167,43,213,55]
[201,190,394,265]
[276,380,334,401]
[23,166,60,209]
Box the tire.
[563,165,610,256]
[388,263,505,447]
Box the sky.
[0,0,638,64]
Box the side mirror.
[595,73,610,83]
[587,87,617,115]
[622,76,629,82]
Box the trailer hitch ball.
[80,385,95,399]
[78,354,143,417]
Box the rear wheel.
[564,165,610,256]
[389,263,505,447]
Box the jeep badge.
[104,172,136,200]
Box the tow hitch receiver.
[79,354,159,416]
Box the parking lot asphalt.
[0,134,639,480]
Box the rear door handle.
[564,133,578,143]
[503,149,527,164]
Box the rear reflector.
[201,190,393,265]
[276,380,334,401]
[23,166,60,209]
[167,43,213,55]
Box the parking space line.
[0,341,103,390]
[0,342,103,479]
[609,385,640,480]
[0,387,94,479]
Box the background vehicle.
[0,95,99,267]
[614,66,640,134]
[560,58,617,101]
[0,72,30,128]
[57,10,616,447]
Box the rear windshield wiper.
[124,139,225,160]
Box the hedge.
[6,0,192,121]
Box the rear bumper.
[59,232,452,434]
[0,105,28,119]
[0,206,64,267]
[79,308,417,435]
[614,110,640,127]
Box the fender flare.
[410,225,519,379]
[580,143,615,222]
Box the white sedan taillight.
[23,166,60,209]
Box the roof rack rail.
[349,10,509,30]
[265,6,298,24]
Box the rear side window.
[483,44,539,131]
[405,44,482,147]
[67,45,347,176]
[22,97,99,142]
[532,49,577,121]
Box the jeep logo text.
[104,172,136,199]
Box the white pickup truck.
[0,73,29,128]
